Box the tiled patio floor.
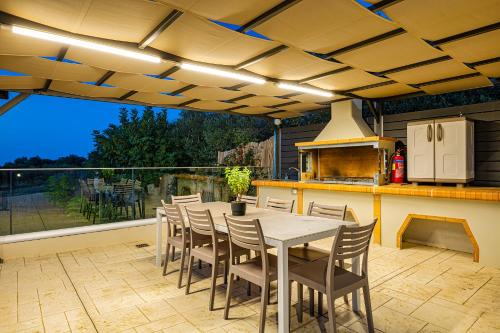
[0,238,499,333]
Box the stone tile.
[134,314,185,333]
[411,302,477,332]
[468,312,500,333]
[372,306,426,333]
[42,313,71,333]
[162,321,201,333]
[92,306,149,333]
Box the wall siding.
[280,123,326,179]
[281,101,500,186]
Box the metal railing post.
[9,170,13,235]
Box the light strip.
[277,82,333,97]
[11,26,161,63]
[180,62,266,85]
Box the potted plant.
[224,166,252,216]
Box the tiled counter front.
[253,181,500,267]
[381,195,500,267]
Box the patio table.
[155,201,358,333]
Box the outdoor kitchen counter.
[252,180,500,202]
[253,180,500,267]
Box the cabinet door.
[435,120,466,181]
[407,121,435,180]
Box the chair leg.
[318,292,323,317]
[259,281,269,333]
[363,285,375,333]
[209,261,218,311]
[198,259,202,269]
[267,283,271,305]
[223,260,228,285]
[326,291,337,333]
[247,281,251,296]
[162,242,170,276]
[177,246,186,288]
[224,272,235,319]
[185,255,194,295]
[308,287,315,316]
[297,282,303,323]
[171,246,176,261]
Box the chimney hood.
[295,99,395,149]
[315,99,374,140]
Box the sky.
[0,92,180,165]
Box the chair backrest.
[265,197,294,213]
[172,193,202,205]
[307,202,346,220]
[185,207,217,247]
[161,200,186,228]
[224,214,269,272]
[326,220,377,285]
[238,194,258,207]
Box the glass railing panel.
[0,166,270,236]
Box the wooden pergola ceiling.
[0,0,498,119]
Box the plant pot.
[230,201,246,216]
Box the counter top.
[252,180,500,202]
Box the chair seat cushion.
[289,246,329,261]
[289,259,363,295]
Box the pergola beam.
[0,93,30,116]
[138,9,183,49]
[368,0,404,12]
[238,0,302,32]
[95,70,115,86]
[431,22,500,46]
[42,46,68,91]
[234,45,288,70]
[324,28,406,59]
[378,56,452,76]
[415,72,481,88]
[298,66,352,84]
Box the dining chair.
[288,202,348,316]
[161,200,209,288]
[237,194,259,207]
[172,193,202,205]
[223,214,277,333]
[264,196,294,213]
[185,207,247,310]
[289,220,377,333]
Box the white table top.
[157,201,354,246]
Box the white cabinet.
[408,117,474,183]
[408,120,435,181]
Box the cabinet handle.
[427,124,433,142]
[437,123,443,141]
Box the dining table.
[155,201,359,333]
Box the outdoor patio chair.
[223,214,280,333]
[264,196,294,213]
[288,202,348,316]
[185,207,249,310]
[172,193,202,205]
[237,194,259,207]
[161,200,210,288]
[289,221,377,333]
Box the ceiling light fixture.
[11,26,161,63]
[180,62,266,85]
[277,82,333,97]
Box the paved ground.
[0,238,499,332]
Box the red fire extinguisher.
[391,149,405,183]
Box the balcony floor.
[0,239,499,333]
